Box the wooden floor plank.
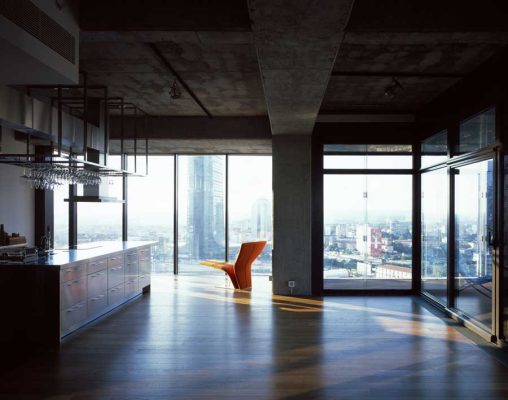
[0,274,507,399]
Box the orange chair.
[200,241,267,289]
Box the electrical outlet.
[288,280,295,288]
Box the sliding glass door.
[420,108,497,337]
[454,159,494,330]
[421,168,448,302]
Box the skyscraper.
[250,197,272,240]
[187,156,225,260]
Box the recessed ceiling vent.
[0,0,75,64]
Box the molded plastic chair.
[200,241,267,289]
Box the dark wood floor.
[1,274,508,399]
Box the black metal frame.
[319,142,416,295]
[163,153,271,275]
[419,105,502,343]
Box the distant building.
[356,225,382,257]
[187,156,225,259]
[250,197,272,240]
[389,220,411,236]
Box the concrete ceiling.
[321,32,508,113]
[80,32,266,116]
[76,0,508,136]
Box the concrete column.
[272,134,312,295]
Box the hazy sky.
[324,174,412,222]
[55,155,273,229]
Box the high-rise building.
[356,224,383,257]
[250,197,272,240]
[187,156,225,259]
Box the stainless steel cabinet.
[61,276,87,310]
[59,245,152,338]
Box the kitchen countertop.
[0,241,156,268]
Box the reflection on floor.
[324,278,411,290]
[0,274,507,399]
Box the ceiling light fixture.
[384,77,403,98]
[169,79,182,99]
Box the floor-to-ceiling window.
[228,156,272,274]
[128,156,174,273]
[323,145,413,290]
[177,155,226,274]
[55,153,273,277]
[53,183,69,249]
[77,155,123,243]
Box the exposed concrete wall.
[0,128,34,245]
[272,135,312,295]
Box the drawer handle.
[65,268,73,273]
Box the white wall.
[0,128,34,245]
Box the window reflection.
[457,108,495,155]
[421,130,447,168]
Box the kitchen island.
[0,241,154,359]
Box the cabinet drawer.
[88,270,107,298]
[87,293,107,317]
[125,261,138,278]
[61,301,87,335]
[88,258,108,274]
[139,274,150,290]
[125,278,139,298]
[108,284,125,307]
[125,251,138,264]
[108,264,125,288]
[108,254,124,268]
[138,247,151,261]
[61,276,87,310]
[139,259,151,275]
[60,263,86,283]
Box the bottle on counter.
[0,224,5,246]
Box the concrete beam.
[109,116,271,139]
[249,0,355,135]
[108,116,272,154]
[109,138,271,155]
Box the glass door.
[454,159,494,331]
[323,174,412,290]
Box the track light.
[169,79,182,99]
[384,77,403,98]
